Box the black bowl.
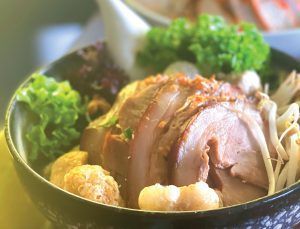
[5,43,300,228]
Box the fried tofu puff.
[138,181,221,211]
[63,165,123,206]
[50,151,88,188]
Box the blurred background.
[0,0,96,123]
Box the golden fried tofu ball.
[50,151,88,188]
[63,165,123,206]
[138,181,221,211]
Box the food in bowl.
[130,0,300,31]
[15,15,300,213]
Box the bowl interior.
[7,43,129,172]
[5,43,300,212]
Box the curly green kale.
[16,74,86,161]
[137,14,270,76]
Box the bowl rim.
[4,43,300,217]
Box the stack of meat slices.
[80,74,271,209]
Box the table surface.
[1,14,300,228]
[0,131,52,228]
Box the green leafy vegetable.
[100,115,119,128]
[138,14,270,76]
[16,73,86,161]
[122,128,133,141]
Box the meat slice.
[210,167,266,206]
[147,87,196,186]
[102,133,129,196]
[118,77,167,130]
[127,80,192,208]
[80,81,139,164]
[169,100,264,188]
[80,127,107,165]
[80,76,167,165]
[230,149,268,189]
[148,81,243,187]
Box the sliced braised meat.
[217,82,243,99]
[118,80,166,130]
[209,102,263,168]
[80,81,139,164]
[148,100,199,187]
[102,133,129,196]
[210,167,266,206]
[127,81,191,207]
[80,73,271,209]
[147,80,243,187]
[127,75,239,207]
[80,76,167,165]
[169,100,265,188]
[147,87,197,186]
[230,150,268,189]
[80,126,107,165]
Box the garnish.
[122,127,134,141]
[16,73,86,161]
[138,14,270,77]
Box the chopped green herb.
[138,14,270,77]
[123,127,134,140]
[16,73,86,161]
[101,115,118,128]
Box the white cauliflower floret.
[50,151,88,188]
[63,165,123,206]
[138,181,221,211]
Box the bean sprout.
[276,162,289,191]
[264,101,288,160]
[274,159,282,182]
[271,71,300,107]
[286,134,300,187]
[277,103,299,144]
[257,82,300,192]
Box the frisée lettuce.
[16,74,86,161]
